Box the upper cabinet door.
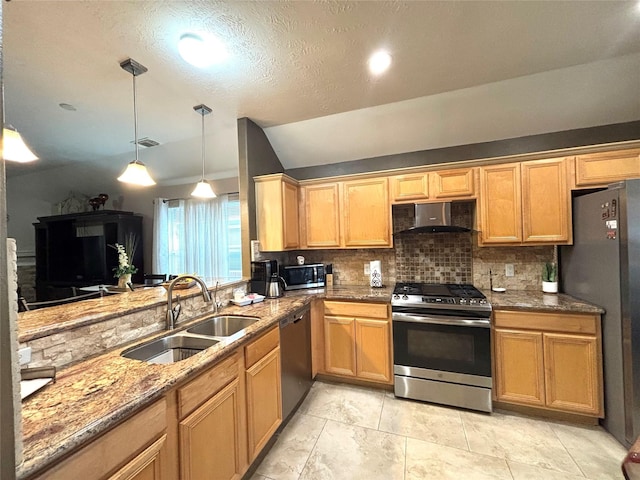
[574,148,640,187]
[430,168,475,199]
[389,173,429,203]
[341,178,392,247]
[255,174,299,252]
[302,183,341,248]
[479,163,522,244]
[521,158,570,243]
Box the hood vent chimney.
[395,203,472,234]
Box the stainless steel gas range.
[391,282,493,413]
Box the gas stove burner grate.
[393,282,486,299]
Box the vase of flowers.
[111,233,138,288]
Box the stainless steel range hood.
[395,203,472,234]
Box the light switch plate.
[505,264,515,277]
[18,347,31,366]
[364,263,370,275]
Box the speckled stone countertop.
[17,283,600,477]
[482,289,604,314]
[17,285,391,479]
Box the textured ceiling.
[4,1,640,183]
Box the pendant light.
[3,125,38,162]
[117,58,156,186]
[191,104,216,198]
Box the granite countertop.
[17,285,391,479]
[482,289,604,314]
[18,283,600,477]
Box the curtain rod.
[160,192,239,203]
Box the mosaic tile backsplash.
[258,201,554,291]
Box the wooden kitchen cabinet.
[521,158,571,243]
[324,316,357,376]
[574,148,640,188]
[180,380,242,480]
[389,173,430,203]
[299,176,392,249]
[478,158,571,246]
[430,167,476,199]
[178,353,245,480]
[35,399,169,480]
[342,177,392,247]
[255,173,300,251]
[478,163,522,244]
[300,182,341,248]
[493,310,603,417]
[245,327,282,462]
[323,301,392,384]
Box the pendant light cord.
[201,111,206,181]
[133,73,140,164]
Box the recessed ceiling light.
[368,50,392,76]
[178,32,228,68]
[59,103,76,111]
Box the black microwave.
[281,264,325,290]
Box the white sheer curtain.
[153,195,233,280]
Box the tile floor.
[251,381,627,480]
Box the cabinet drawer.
[324,301,389,319]
[245,326,280,368]
[178,353,239,419]
[494,310,598,335]
[37,399,167,480]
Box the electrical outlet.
[505,264,515,277]
[364,263,370,275]
[18,347,31,366]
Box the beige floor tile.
[379,394,468,449]
[249,474,274,480]
[508,460,589,479]
[298,381,385,429]
[256,413,327,480]
[299,420,405,480]
[461,410,583,476]
[405,437,512,480]
[550,422,627,480]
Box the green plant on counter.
[542,262,557,282]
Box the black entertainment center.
[34,210,143,301]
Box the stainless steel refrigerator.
[560,179,640,448]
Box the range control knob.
[402,294,409,300]
[393,294,400,300]
[479,299,487,304]
[469,299,478,304]
[459,298,467,304]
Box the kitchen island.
[16,285,392,479]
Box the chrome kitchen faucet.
[165,274,212,330]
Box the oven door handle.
[392,312,491,328]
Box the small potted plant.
[542,262,558,293]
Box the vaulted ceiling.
[4,1,640,183]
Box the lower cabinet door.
[246,347,282,462]
[109,435,167,480]
[494,329,545,406]
[179,379,242,480]
[355,318,391,383]
[544,333,602,416]
[324,316,356,377]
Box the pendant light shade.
[3,125,38,162]
[191,104,216,199]
[118,58,155,186]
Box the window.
[153,194,241,282]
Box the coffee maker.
[250,260,278,296]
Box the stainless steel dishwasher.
[279,306,312,421]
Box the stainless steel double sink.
[121,315,260,364]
